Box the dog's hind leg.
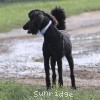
[65,53,76,89]
[57,58,63,87]
[51,57,56,87]
[44,56,51,90]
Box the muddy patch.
[0,29,100,80]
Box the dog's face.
[23,10,45,34]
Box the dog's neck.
[37,20,52,35]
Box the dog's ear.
[44,13,58,27]
[23,21,30,30]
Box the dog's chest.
[43,37,63,58]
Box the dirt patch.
[16,71,100,90]
[75,70,100,79]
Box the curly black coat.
[23,7,76,89]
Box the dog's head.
[23,9,58,35]
[23,10,46,34]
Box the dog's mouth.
[27,29,32,34]
[27,28,38,35]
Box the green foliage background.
[0,0,100,32]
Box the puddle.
[0,29,100,78]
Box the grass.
[0,0,100,32]
[0,80,100,100]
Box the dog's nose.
[23,21,30,30]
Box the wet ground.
[0,11,100,88]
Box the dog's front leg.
[44,56,51,90]
[51,57,56,87]
[57,58,63,87]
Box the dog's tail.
[51,7,66,30]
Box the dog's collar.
[37,20,52,35]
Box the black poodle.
[23,7,76,89]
